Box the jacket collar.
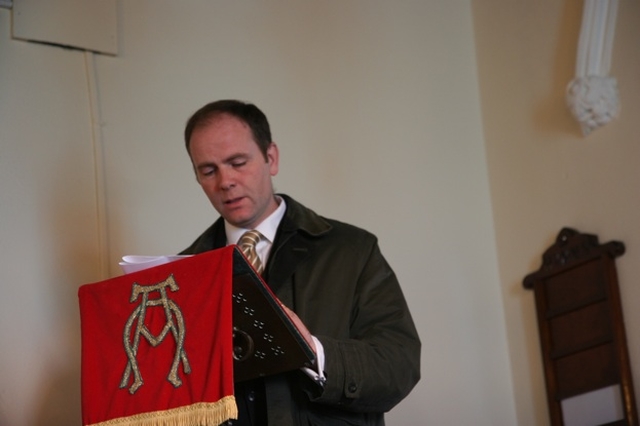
[193,194,332,300]
[275,194,332,238]
[262,195,331,297]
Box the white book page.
[119,255,193,274]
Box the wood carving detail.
[524,227,625,289]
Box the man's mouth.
[224,196,244,206]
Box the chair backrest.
[524,227,637,426]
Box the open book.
[119,255,193,274]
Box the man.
[181,100,420,426]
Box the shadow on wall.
[533,0,584,137]
[34,360,82,425]
[31,140,106,426]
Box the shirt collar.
[225,196,287,245]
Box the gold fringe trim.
[87,396,238,426]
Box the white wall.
[0,2,517,425]
[0,9,99,425]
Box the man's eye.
[231,161,246,168]
[200,167,216,176]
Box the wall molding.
[566,0,619,136]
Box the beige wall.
[0,9,99,424]
[473,0,640,424]
[1,2,517,425]
[12,0,634,424]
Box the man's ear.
[267,142,279,176]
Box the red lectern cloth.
[79,247,237,426]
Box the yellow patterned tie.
[238,230,264,275]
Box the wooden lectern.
[79,246,316,426]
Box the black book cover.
[231,247,316,382]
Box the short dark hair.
[184,100,272,160]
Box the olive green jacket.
[181,194,421,426]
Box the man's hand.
[278,302,317,356]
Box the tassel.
[87,397,238,426]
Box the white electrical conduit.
[84,51,110,279]
[566,0,619,135]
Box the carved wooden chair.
[524,228,637,426]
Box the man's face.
[189,114,279,229]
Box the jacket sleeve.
[303,238,421,413]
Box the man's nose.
[218,168,234,190]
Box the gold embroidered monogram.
[120,275,191,394]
